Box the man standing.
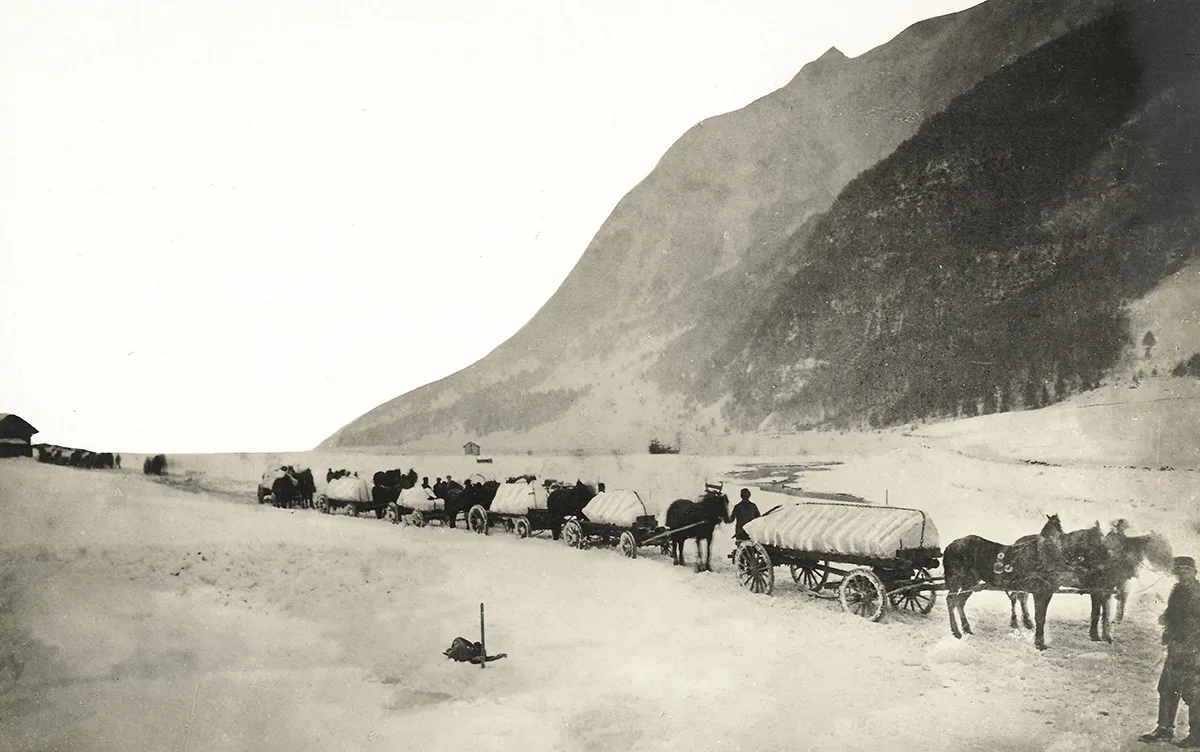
[1141,556,1200,746]
[730,488,761,542]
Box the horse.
[143,454,167,476]
[945,514,1079,651]
[292,467,316,508]
[431,477,469,528]
[1008,519,1173,642]
[545,480,598,539]
[664,483,731,572]
[372,468,418,506]
[271,472,299,509]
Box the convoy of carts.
[267,466,947,623]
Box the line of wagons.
[256,465,944,623]
[255,465,1154,645]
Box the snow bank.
[925,635,983,665]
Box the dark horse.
[372,468,419,506]
[1008,519,1173,643]
[664,483,731,573]
[945,514,1105,650]
[451,479,500,528]
[545,480,598,539]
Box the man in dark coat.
[730,488,761,542]
[1141,556,1200,746]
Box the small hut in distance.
[463,441,481,456]
[0,414,38,458]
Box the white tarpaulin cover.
[398,485,442,512]
[326,476,372,503]
[582,490,649,527]
[489,481,549,515]
[743,502,939,558]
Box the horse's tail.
[1143,533,1175,571]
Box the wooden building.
[0,414,38,458]
[463,441,481,456]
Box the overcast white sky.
[1,0,982,453]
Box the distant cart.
[317,476,388,519]
[390,485,457,527]
[562,489,670,558]
[467,480,559,538]
[732,501,942,621]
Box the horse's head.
[1062,523,1109,575]
[699,486,731,521]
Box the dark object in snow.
[443,637,506,664]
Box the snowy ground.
[4,388,1200,751]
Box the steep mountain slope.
[324,0,1135,451]
[705,0,1200,431]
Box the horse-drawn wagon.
[257,466,315,509]
[390,485,458,527]
[317,475,388,518]
[733,501,942,621]
[467,478,594,539]
[562,489,670,558]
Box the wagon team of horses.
[260,462,1171,649]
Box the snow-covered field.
[3,384,1199,751]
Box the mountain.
[322,0,1184,453]
[707,0,1200,431]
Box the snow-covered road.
[0,447,1188,751]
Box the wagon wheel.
[409,510,427,528]
[790,560,830,593]
[386,503,400,525]
[840,568,886,622]
[888,566,937,615]
[514,516,531,539]
[468,505,489,535]
[735,542,774,595]
[317,495,329,514]
[563,519,584,549]
[619,531,637,559]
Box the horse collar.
[993,549,1015,576]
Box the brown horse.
[664,483,731,572]
[1008,519,1173,642]
[945,514,1088,651]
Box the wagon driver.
[731,488,760,542]
[1141,555,1200,747]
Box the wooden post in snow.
[480,602,486,670]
